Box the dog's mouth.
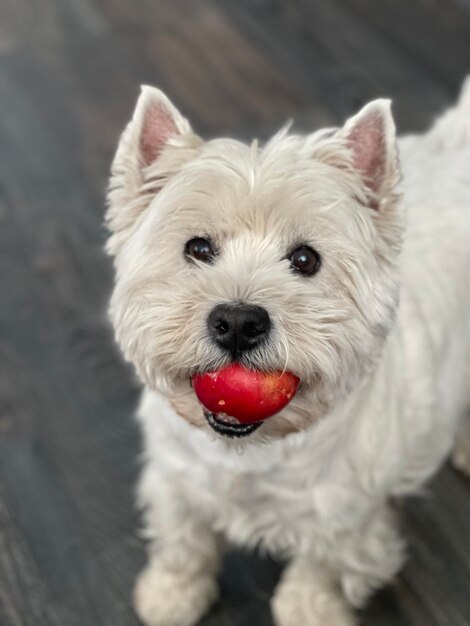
[203,408,262,438]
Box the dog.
[106,79,470,626]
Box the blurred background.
[1,1,469,625]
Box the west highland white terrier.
[106,79,470,626]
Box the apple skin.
[192,363,300,423]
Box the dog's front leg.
[272,558,356,626]
[134,509,221,626]
[271,503,404,626]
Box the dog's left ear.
[106,86,202,254]
[338,99,400,207]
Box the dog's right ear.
[106,87,202,255]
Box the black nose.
[207,304,271,355]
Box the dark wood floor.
[0,1,469,625]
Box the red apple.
[192,363,300,423]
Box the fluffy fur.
[106,80,470,626]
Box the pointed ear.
[113,85,197,177]
[106,87,201,254]
[135,85,193,166]
[338,99,400,203]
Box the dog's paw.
[271,574,356,626]
[133,562,218,626]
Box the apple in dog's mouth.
[192,363,300,438]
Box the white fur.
[106,81,470,625]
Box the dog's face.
[107,87,403,441]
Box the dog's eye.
[289,246,321,276]
[185,237,215,264]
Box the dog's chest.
[177,434,350,554]
[191,458,309,552]
[142,393,372,553]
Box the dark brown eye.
[184,237,215,264]
[289,245,321,276]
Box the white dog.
[106,80,470,626]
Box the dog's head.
[106,87,403,441]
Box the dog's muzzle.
[203,408,262,438]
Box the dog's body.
[107,81,470,626]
